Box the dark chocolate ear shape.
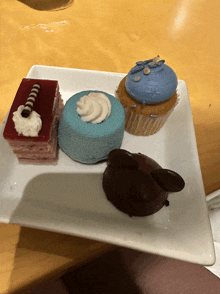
[151,169,185,192]
[108,149,139,170]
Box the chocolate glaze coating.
[102,149,185,217]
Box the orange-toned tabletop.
[1,0,220,293]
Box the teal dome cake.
[58,91,125,164]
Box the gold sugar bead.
[144,68,150,75]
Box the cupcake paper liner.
[123,94,180,136]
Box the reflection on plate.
[0,65,215,265]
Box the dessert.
[116,56,179,136]
[58,91,125,164]
[3,78,63,164]
[102,149,185,217]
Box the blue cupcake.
[116,57,179,136]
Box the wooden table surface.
[1,0,220,293]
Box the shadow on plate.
[18,0,74,11]
[9,172,114,227]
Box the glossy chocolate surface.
[103,149,185,217]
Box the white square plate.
[0,65,215,265]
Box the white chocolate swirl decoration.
[21,83,40,118]
[76,92,111,124]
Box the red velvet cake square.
[3,78,63,164]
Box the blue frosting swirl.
[125,59,177,105]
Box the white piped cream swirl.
[13,105,42,137]
[76,92,111,124]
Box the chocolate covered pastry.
[102,149,185,217]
